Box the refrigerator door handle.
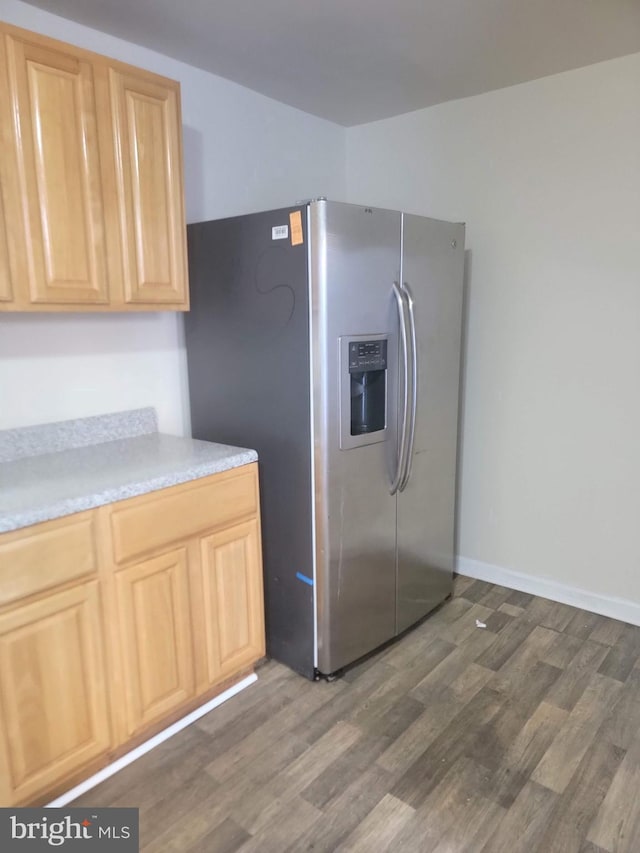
[399,282,418,491]
[390,281,410,495]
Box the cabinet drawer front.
[110,467,258,564]
[0,513,97,607]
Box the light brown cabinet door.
[115,548,195,736]
[109,67,188,307]
[198,519,265,686]
[4,31,110,305]
[0,582,111,806]
[0,175,12,304]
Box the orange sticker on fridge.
[289,210,303,246]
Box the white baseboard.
[46,673,258,808]
[456,556,640,627]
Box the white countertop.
[0,410,257,533]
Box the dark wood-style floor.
[75,575,640,852]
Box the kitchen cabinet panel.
[198,519,265,686]
[115,548,195,736]
[109,467,257,565]
[109,68,188,306]
[0,582,111,805]
[5,31,110,305]
[0,511,97,608]
[0,179,11,303]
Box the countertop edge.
[0,451,258,535]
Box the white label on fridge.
[272,225,289,240]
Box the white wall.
[0,0,346,435]
[347,54,640,606]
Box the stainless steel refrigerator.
[185,200,465,679]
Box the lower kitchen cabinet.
[197,518,265,686]
[0,581,111,806]
[0,462,265,806]
[115,548,195,737]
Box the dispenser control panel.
[348,339,387,373]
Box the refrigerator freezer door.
[310,201,401,675]
[185,208,316,677]
[396,215,465,633]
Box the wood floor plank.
[377,687,473,774]
[600,665,640,750]
[194,664,300,736]
[390,686,503,808]
[545,639,611,711]
[506,589,535,608]
[236,721,363,835]
[452,573,477,595]
[143,730,310,851]
[531,673,624,793]
[290,764,394,853]
[431,790,508,853]
[597,623,640,682]
[498,601,526,618]
[475,614,538,671]
[479,699,568,809]
[589,616,626,647]
[334,793,415,853]
[491,625,558,691]
[469,660,562,774]
[205,678,344,781]
[542,631,585,670]
[378,629,455,671]
[409,630,495,704]
[73,723,214,810]
[483,609,515,634]
[477,584,514,610]
[300,730,390,809]
[288,661,397,745]
[587,737,640,853]
[138,766,223,851]
[450,661,495,702]
[390,757,506,852]
[434,601,496,645]
[563,609,602,641]
[357,692,425,740]
[479,780,559,853]
[459,579,496,603]
[536,737,626,853]
[234,797,322,853]
[525,597,577,632]
[185,817,251,853]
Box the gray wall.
[347,53,640,612]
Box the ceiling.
[21,0,640,126]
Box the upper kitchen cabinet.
[0,171,13,306]
[0,22,189,312]
[108,68,188,306]
[0,30,21,307]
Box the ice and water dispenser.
[349,340,387,435]
[340,336,388,449]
